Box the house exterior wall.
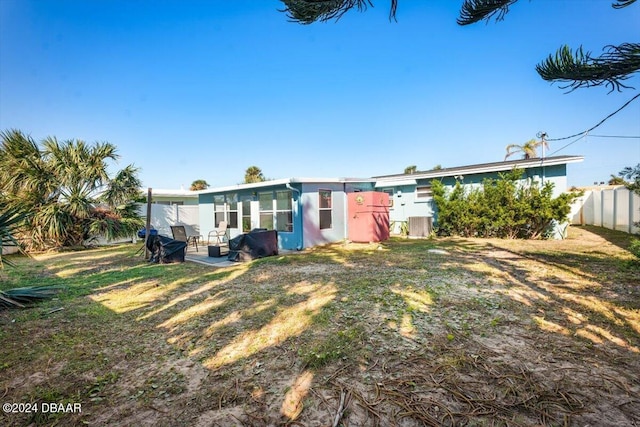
[300,183,348,249]
[198,182,372,251]
[192,162,576,249]
[199,184,304,251]
[378,164,569,234]
[376,185,435,234]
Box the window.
[319,190,332,230]
[382,188,394,207]
[241,198,251,232]
[213,194,239,228]
[275,190,293,232]
[416,186,433,200]
[214,195,225,226]
[226,193,238,228]
[258,192,274,230]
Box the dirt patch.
[1,226,638,426]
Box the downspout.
[285,183,303,250]
[343,183,348,242]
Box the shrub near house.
[432,169,580,239]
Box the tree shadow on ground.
[2,236,639,427]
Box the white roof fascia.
[195,178,293,194]
[376,156,584,182]
[196,177,376,195]
[374,179,417,188]
[150,189,198,197]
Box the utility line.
[545,92,640,142]
[547,133,589,157]
[587,134,640,138]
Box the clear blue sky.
[1,1,639,189]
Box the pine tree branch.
[612,0,637,10]
[280,0,373,24]
[535,43,640,92]
[457,0,519,26]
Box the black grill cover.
[146,235,186,264]
[227,230,278,262]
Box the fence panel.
[571,187,639,234]
[137,204,200,237]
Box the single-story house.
[165,155,583,251]
[196,178,376,251]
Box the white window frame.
[318,189,332,230]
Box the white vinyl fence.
[570,186,639,234]
[137,204,200,238]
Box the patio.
[184,247,294,267]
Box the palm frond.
[0,203,29,268]
[101,164,142,208]
[612,0,637,9]
[0,285,64,309]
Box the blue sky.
[1,0,639,189]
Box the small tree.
[608,175,627,185]
[619,164,640,258]
[619,164,640,195]
[432,169,579,239]
[0,129,143,250]
[190,179,210,191]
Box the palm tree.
[404,165,417,174]
[190,179,210,191]
[0,129,143,250]
[504,138,549,161]
[244,166,266,184]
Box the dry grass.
[1,225,638,426]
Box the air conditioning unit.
[408,216,433,237]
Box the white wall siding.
[300,183,347,248]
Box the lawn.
[1,225,639,426]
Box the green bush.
[629,238,640,259]
[432,169,580,239]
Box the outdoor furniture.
[227,229,278,262]
[146,235,187,264]
[170,225,200,252]
[207,221,228,246]
[207,245,228,257]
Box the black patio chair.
[170,225,200,252]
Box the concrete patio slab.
[184,248,295,267]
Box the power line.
[544,92,640,142]
[547,133,589,157]
[588,134,640,138]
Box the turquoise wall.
[379,164,569,233]
[198,184,303,250]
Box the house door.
[241,199,261,232]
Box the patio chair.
[207,221,228,246]
[170,225,200,252]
